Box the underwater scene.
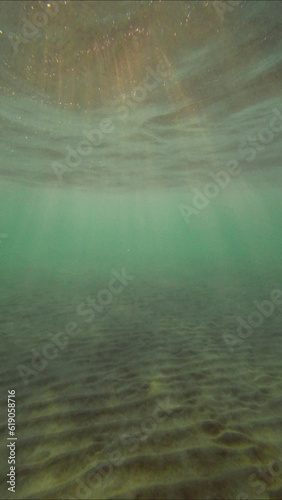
[0,1,281,499]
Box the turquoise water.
[0,2,282,499]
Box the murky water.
[0,2,281,499]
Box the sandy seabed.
[0,274,282,500]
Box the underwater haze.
[0,1,282,499]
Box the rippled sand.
[0,276,282,499]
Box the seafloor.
[0,272,282,500]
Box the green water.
[0,1,282,499]
[1,183,281,286]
